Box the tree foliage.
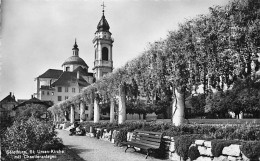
[15,104,51,121]
[2,116,63,161]
[49,0,260,118]
[206,76,260,118]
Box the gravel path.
[57,129,171,161]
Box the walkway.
[57,129,171,161]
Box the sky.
[0,0,230,100]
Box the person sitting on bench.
[75,125,84,135]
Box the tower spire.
[97,2,110,32]
[101,2,106,15]
[72,39,79,56]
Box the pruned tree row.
[49,0,260,125]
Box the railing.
[92,36,114,43]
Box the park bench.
[122,130,164,159]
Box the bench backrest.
[131,130,163,148]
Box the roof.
[73,66,93,77]
[52,72,77,86]
[38,69,63,79]
[97,13,110,32]
[0,93,17,104]
[14,97,52,110]
[62,56,88,68]
[51,71,90,87]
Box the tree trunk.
[70,105,75,123]
[89,92,94,120]
[110,98,115,123]
[53,113,57,123]
[64,111,69,121]
[94,99,100,123]
[172,88,185,126]
[239,112,243,119]
[80,102,86,122]
[118,84,126,124]
[57,114,61,122]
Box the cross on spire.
[101,2,106,14]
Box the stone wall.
[167,138,252,161]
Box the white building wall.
[53,85,80,104]
[39,90,55,102]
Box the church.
[35,7,113,105]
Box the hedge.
[240,141,260,160]
[188,145,200,161]
[174,134,203,160]
[211,139,241,157]
[76,121,260,141]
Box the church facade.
[35,8,113,105]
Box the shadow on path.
[66,145,94,155]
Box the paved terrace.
[57,129,171,161]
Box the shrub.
[42,137,64,150]
[174,134,202,160]
[229,124,260,141]
[211,139,241,157]
[188,145,200,161]
[114,128,128,146]
[2,116,63,160]
[80,121,260,141]
[240,141,260,160]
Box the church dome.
[62,40,89,69]
[62,56,88,68]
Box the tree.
[15,104,51,121]
[188,94,206,118]
[206,91,230,118]
[207,76,260,119]
[224,77,260,118]
[49,0,260,125]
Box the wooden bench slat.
[123,130,163,159]
[134,130,162,136]
[132,133,161,139]
[125,141,159,149]
[138,140,161,147]
[132,136,161,143]
[132,136,160,142]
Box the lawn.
[126,118,260,125]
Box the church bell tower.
[93,3,113,81]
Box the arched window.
[102,47,109,61]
